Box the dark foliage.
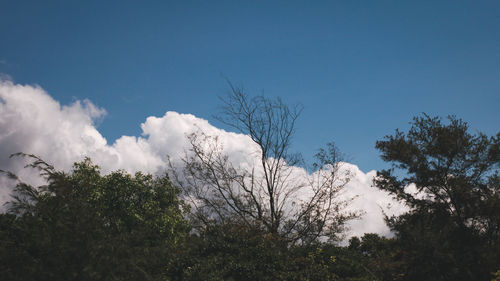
[0,155,189,281]
[374,114,500,280]
[1,113,498,280]
[167,222,368,280]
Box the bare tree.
[169,84,359,244]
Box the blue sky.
[1,0,499,172]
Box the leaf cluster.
[374,114,500,280]
[0,155,189,281]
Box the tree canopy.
[374,114,500,280]
[0,154,189,281]
[1,113,499,280]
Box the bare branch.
[169,85,359,244]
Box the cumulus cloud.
[0,79,407,238]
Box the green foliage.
[374,114,500,280]
[493,269,500,281]
[167,222,347,280]
[0,155,189,281]
[1,113,498,280]
[346,234,405,280]
[167,222,400,280]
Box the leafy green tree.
[374,115,500,280]
[167,221,342,280]
[346,234,404,280]
[0,154,189,281]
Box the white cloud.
[0,79,407,239]
[339,164,407,238]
